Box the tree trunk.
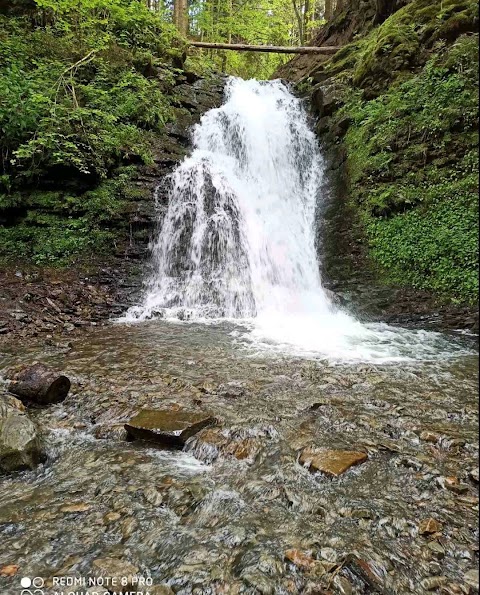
[8,363,71,405]
[324,0,333,20]
[304,0,310,42]
[173,0,180,30]
[178,0,189,36]
[188,41,340,53]
[291,0,305,45]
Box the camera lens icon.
[20,577,44,588]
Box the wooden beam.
[188,41,340,54]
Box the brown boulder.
[299,447,367,476]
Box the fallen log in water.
[188,42,341,54]
[8,363,71,405]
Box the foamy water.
[121,78,473,363]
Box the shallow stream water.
[0,320,478,594]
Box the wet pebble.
[335,575,353,595]
[419,518,443,535]
[427,541,446,559]
[104,511,121,523]
[91,557,139,585]
[464,569,479,590]
[143,486,163,507]
[421,576,448,590]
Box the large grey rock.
[125,409,215,448]
[310,80,346,118]
[0,395,42,472]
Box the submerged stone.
[468,467,479,483]
[344,554,388,592]
[299,447,367,476]
[124,409,215,447]
[0,395,42,473]
[60,503,92,514]
[419,518,442,535]
[420,576,447,591]
[464,569,479,590]
[187,427,265,464]
[284,548,316,570]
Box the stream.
[0,79,478,595]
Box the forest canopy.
[2,0,343,77]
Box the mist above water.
[123,78,471,362]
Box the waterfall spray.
[123,78,469,361]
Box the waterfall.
[128,78,335,320]
[123,78,468,361]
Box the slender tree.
[324,0,332,20]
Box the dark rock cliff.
[121,74,226,261]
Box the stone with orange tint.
[299,447,367,476]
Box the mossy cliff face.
[280,0,479,305]
[0,3,224,267]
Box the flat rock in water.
[124,409,214,447]
[299,447,367,476]
[418,518,442,535]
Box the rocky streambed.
[0,319,478,595]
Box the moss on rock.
[296,0,479,304]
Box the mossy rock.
[334,0,479,94]
[352,23,421,92]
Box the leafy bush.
[0,5,178,187]
[0,1,184,263]
[367,168,479,302]
[0,215,114,265]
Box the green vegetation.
[0,168,147,264]
[187,0,336,78]
[318,0,479,304]
[1,0,477,308]
[0,0,186,264]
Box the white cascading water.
[123,78,468,362]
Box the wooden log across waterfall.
[8,363,71,405]
[188,42,341,55]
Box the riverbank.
[0,260,141,344]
